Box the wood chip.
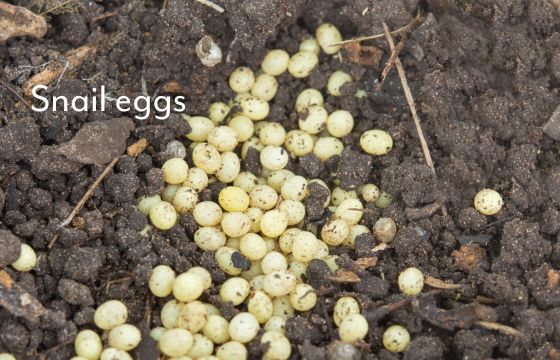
[424,275,461,290]
[22,44,97,96]
[371,243,388,253]
[355,257,378,269]
[547,269,560,289]
[0,2,47,43]
[330,270,361,283]
[127,138,149,157]
[0,269,47,322]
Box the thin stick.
[0,80,33,110]
[333,7,423,47]
[48,156,119,248]
[92,12,116,22]
[333,23,412,46]
[380,39,406,83]
[475,320,521,336]
[424,275,461,290]
[381,22,448,217]
[194,0,225,13]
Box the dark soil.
[1,0,560,359]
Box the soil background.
[1,0,560,359]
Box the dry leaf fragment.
[0,269,47,322]
[452,244,486,271]
[343,42,383,67]
[0,2,47,43]
[55,117,134,165]
[330,270,361,283]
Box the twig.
[48,156,119,248]
[333,6,424,47]
[405,199,444,221]
[53,60,70,88]
[333,23,413,46]
[22,44,97,96]
[381,22,448,217]
[105,276,132,295]
[364,290,443,323]
[81,71,103,82]
[424,275,461,290]
[194,0,225,13]
[380,39,406,83]
[0,80,33,110]
[474,320,522,336]
[92,12,116,22]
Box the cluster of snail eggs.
[127,22,422,359]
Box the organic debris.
[364,290,442,324]
[548,269,560,289]
[381,22,447,217]
[127,138,149,157]
[0,2,47,42]
[413,296,496,331]
[424,275,461,290]
[343,42,383,67]
[0,270,47,322]
[22,44,97,96]
[474,320,522,336]
[55,117,134,165]
[452,244,486,271]
[355,257,378,269]
[330,270,361,283]
[405,200,444,221]
[34,0,81,16]
[49,156,119,248]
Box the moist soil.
[1,0,560,359]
